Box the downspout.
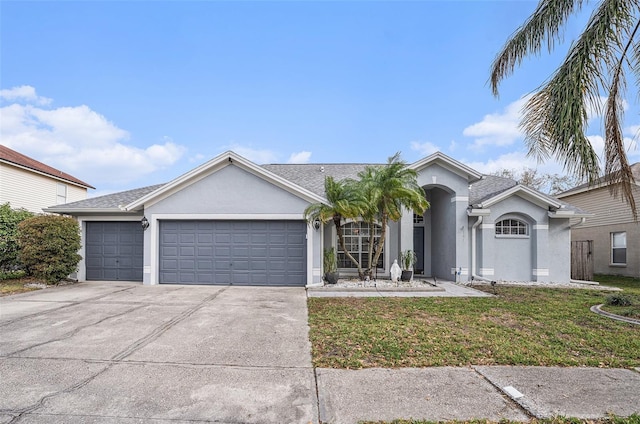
[570,217,586,228]
[470,214,495,284]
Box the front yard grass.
[595,274,640,319]
[308,281,640,369]
[0,277,43,296]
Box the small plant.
[18,215,82,284]
[323,247,339,284]
[606,293,633,307]
[400,250,417,271]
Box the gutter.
[468,209,495,284]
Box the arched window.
[495,218,529,236]
[337,222,384,269]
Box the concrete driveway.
[0,282,317,423]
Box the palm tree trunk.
[371,214,388,275]
[333,216,364,279]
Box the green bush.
[0,269,27,280]
[605,293,633,307]
[0,203,35,270]
[18,215,82,284]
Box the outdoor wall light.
[313,218,321,230]
[141,216,150,231]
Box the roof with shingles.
[262,163,376,196]
[48,160,587,215]
[46,184,165,211]
[0,145,95,189]
[557,162,640,197]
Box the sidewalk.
[316,366,640,422]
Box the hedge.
[18,215,82,283]
[0,203,34,271]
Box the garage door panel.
[159,220,306,286]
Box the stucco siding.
[429,188,456,279]
[0,163,88,213]
[548,219,571,282]
[145,165,310,215]
[479,195,572,282]
[570,223,640,278]
[416,163,469,196]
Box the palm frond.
[523,0,640,217]
[491,0,584,96]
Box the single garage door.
[85,222,144,281]
[159,220,306,286]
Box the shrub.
[0,269,27,281]
[605,293,633,307]
[18,215,82,284]
[0,203,35,270]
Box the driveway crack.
[3,304,146,357]
[5,287,228,423]
[0,286,135,328]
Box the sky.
[1,0,639,197]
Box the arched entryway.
[414,185,457,280]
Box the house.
[0,145,94,213]
[45,151,589,286]
[556,162,640,278]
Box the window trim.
[56,183,67,205]
[335,220,387,272]
[610,231,627,266]
[494,217,530,238]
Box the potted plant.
[323,247,339,284]
[400,249,417,282]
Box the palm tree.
[303,176,368,278]
[358,153,430,278]
[490,0,639,220]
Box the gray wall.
[146,165,311,215]
[143,164,317,285]
[476,195,572,283]
[428,187,457,280]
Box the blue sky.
[1,1,639,196]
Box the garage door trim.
[149,214,311,286]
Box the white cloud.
[0,89,185,186]
[463,96,529,149]
[410,141,439,156]
[0,85,52,106]
[287,151,312,164]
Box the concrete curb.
[590,304,640,325]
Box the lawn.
[0,277,44,296]
[595,274,640,319]
[308,277,640,369]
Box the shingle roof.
[48,161,587,215]
[558,162,640,196]
[46,184,165,211]
[263,163,377,196]
[0,145,95,189]
[468,175,518,205]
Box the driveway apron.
[0,282,318,424]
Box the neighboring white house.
[0,145,94,213]
[46,151,589,286]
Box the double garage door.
[159,220,306,286]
